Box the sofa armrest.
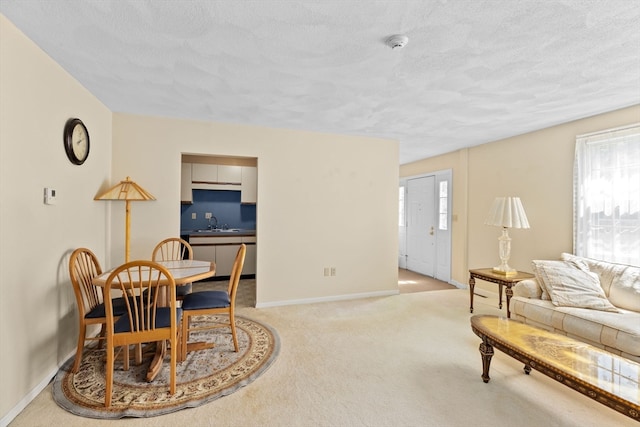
[513,278,543,299]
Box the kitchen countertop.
[183,229,256,237]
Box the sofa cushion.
[511,296,640,361]
[561,253,640,312]
[512,278,542,299]
[533,260,619,312]
[607,265,640,312]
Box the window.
[574,124,640,266]
[399,186,405,227]
[438,181,448,230]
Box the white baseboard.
[1,347,76,427]
[256,289,399,308]
[1,365,56,427]
[449,279,466,289]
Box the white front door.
[406,176,436,276]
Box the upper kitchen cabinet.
[241,166,257,204]
[181,163,193,204]
[192,163,242,184]
[191,163,217,183]
[218,165,242,184]
[192,164,242,191]
[182,156,257,201]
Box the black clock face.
[64,118,90,165]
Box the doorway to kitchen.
[180,154,258,306]
[399,169,451,283]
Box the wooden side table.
[468,268,534,318]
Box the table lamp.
[484,196,530,276]
[95,176,156,262]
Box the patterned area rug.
[52,315,279,419]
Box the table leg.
[146,340,166,382]
[505,286,513,318]
[498,283,503,309]
[479,339,494,383]
[469,276,475,313]
[144,286,171,382]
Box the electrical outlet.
[192,213,197,219]
[205,212,212,219]
[331,267,336,276]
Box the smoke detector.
[386,34,409,49]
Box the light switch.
[44,187,57,205]
[192,213,197,219]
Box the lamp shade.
[94,176,156,202]
[484,197,530,229]
[94,177,155,262]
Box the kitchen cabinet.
[215,245,242,276]
[191,164,241,184]
[243,241,257,275]
[218,165,242,184]
[190,235,256,277]
[192,244,216,267]
[191,163,242,191]
[191,163,218,183]
[241,166,257,204]
[180,163,193,203]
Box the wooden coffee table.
[470,315,640,421]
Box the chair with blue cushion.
[181,244,246,360]
[68,248,128,374]
[103,260,182,407]
[152,237,194,300]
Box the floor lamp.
[95,176,156,262]
[484,196,530,276]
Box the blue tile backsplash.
[180,190,256,232]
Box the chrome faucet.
[207,215,218,230]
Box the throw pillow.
[560,252,591,272]
[531,260,553,300]
[534,260,620,312]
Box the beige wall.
[0,15,112,421]
[111,114,400,304]
[401,104,640,291]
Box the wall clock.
[63,118,90,165]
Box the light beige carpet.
[398,268,457,293]
[9,289,636,427]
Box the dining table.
[92,259,216,381]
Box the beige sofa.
[511,253,640,362]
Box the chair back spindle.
[69,248,128,374]
[152,237,194,300]
[153,237,193,261]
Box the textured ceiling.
[2,0,639,164]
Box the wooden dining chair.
[103,260,182,407]
[68,248,128,374]
[152,237,194,300]
[180,244,246,360]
